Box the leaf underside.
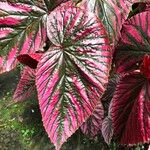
[0,2,46,74]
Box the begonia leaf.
[45,0,70,11]
[101,116,113,145]
[36,3,112,150]
[80,0,150,44]
[110,72,150,145]
[114,11,150,73]
[0,2,46,74]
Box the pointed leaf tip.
[101,116,113,145]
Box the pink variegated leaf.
[36,3,112,150]
[17,53,43,69]
[0,17,25,25]
[0,2,32,13]
[110,72,150,145]
[0,27,46,74]
[114,11,150,73]
[4,0,47,10]
[80,0,150,44]
[81,102,104,138]
[0,2,46,74]
[13,67,36,102]
[101,116,113,145]
[0,28,14,73]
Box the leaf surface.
[110,72,150,145]
[36,3,112,149]
[0,2,46,74]
[80,0,150,44]
[114,11,150,73]
[17,53,43,69]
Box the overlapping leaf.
[81,102,104,138]
[17,53,43,69]
[80,0,150,44]
[36,3,112,150]
[13,53,43,102]
[110,72,150,145]
[101,116,113,145]
[13,67,36,102]
[114,11,150,73]
[129,2,150,18]
[0,2,46,74]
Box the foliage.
[0,0,150,149]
